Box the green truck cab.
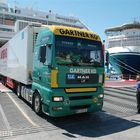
[32,26,104,117]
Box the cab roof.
[42,25,101,41]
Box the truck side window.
[40,45,46,63]
[46,45,51,65]
[39,44,51,65]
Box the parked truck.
[0,25,104,117]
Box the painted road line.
[105,85,136,88]
[0,105,11,130]
[6,92,39,127]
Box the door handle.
[39,76,41,80]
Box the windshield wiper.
[81,59,102,67]
[70,60,80,66]
[57,62,79,66]
[92,62,102,67]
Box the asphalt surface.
[0,82,140,140]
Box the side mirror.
[105,51,109,66]
[48,64,53,69]
[40,45,46,63]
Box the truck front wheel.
[33,93,42,115]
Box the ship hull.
[109,52,140,78]
[105,21,140,79]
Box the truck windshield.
[55,36,103,66]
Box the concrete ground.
[0,82,140,140]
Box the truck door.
[38,44,52,86]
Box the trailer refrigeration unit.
[0,25,105,117]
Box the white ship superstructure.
[0,0,88,47]
[105,21,140,78]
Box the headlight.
[98,94,104,98]
[53,97,63,102]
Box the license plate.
[76,108,87,114]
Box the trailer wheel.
[1,77,6,86]
[17,84,21,98]
[33,93,42,115]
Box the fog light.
[53,97,63,102]
[52,107,63,111]
[93,97,98,103]
[98,94,104,98]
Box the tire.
[17,84,21,98]
[1,77,6,86]
[33,93,42,115]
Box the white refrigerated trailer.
[0,26,40,86]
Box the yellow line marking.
[6,93,38,127]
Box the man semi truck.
[0,25,104,117]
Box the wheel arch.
[32,89,42,114]
[32,89,41,105]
